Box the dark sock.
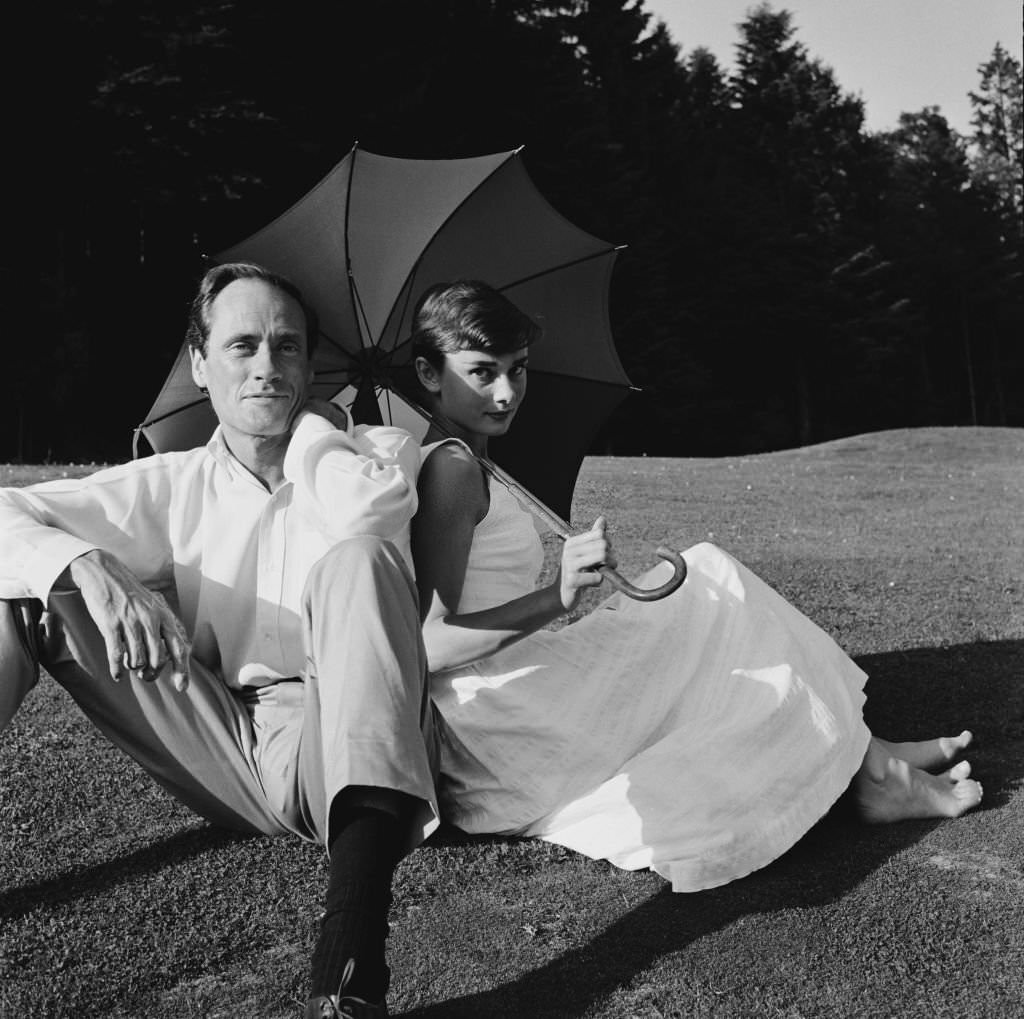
[309,800,406,1002]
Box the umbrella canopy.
[137,145,633,521]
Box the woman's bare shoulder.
[419,442,488,517]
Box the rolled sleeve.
[284,411,421,544]
[0,462,175,602]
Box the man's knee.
[307,536,414,596]
[302,536,423,656]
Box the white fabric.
[425,447,871,892]
[0,412,419,690]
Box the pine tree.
[881,108,1020,426]
[969,43,1023,219]
[723,4,870,447]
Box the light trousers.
[0,536,439,853]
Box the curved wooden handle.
[598,546,687,602]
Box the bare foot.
[873,730,973,772]
[853,739,983,824]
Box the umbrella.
[136,145,684,601]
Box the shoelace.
[318,959,382,1018]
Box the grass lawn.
[1,426,1022,1019]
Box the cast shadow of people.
[0,824,253,924]
[404,637,1024,1018]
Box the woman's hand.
[557,516,617,611]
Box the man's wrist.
[61,549,102,590]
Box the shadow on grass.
[858,637,1024,810]
[404,637,1024,1019]
[0,824,256,922]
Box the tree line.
[7,0,1022,463]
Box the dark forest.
[7,0,1022,463]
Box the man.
[0,262,437,1018]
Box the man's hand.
[62,549,191,691]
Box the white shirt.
[0,412,420,689]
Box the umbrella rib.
[384,248,623,366]
[379,148,524,349]
[137,396,210,429]
[313,327,366,376]
[315,328,358,359]
[363,148,621,358]
[379,341,635,391]
[382,148,622,349]
[346,145,381,354]
[381,385,399,422]
[524,367,636,390]
[496,245,623,294]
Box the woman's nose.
[494,376,515,405]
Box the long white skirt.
[431,543,871,892]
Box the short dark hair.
[410,279,542,370]
[185,262,320,358]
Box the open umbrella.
[136,145,684,600]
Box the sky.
[642,0,1023,135]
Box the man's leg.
[305,785,417,1014]
[289,536,438,1013]
[0,599,42,731]
[3,593,290,837]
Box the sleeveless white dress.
[424,443,872,892]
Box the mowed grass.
[1,426,1022,1019]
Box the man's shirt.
[0,412,420,689]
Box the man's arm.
[284,407,420,543]
[0,463,189,688]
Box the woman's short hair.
[185,262,320,358]
[410,279,542,369]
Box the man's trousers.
[0,536,439,853]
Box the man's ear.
[414,356,441,393]
[190,347,207,391]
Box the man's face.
[191,278,313,445]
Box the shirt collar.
[206,425,292,494]
[206,425,235,472]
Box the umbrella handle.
[597,547,687,602]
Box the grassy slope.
[1,427,1022,1019]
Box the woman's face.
[425,346,529,443]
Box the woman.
[408,279,982,892]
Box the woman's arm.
[412,444,614,673]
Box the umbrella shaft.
[477,456,573,539]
